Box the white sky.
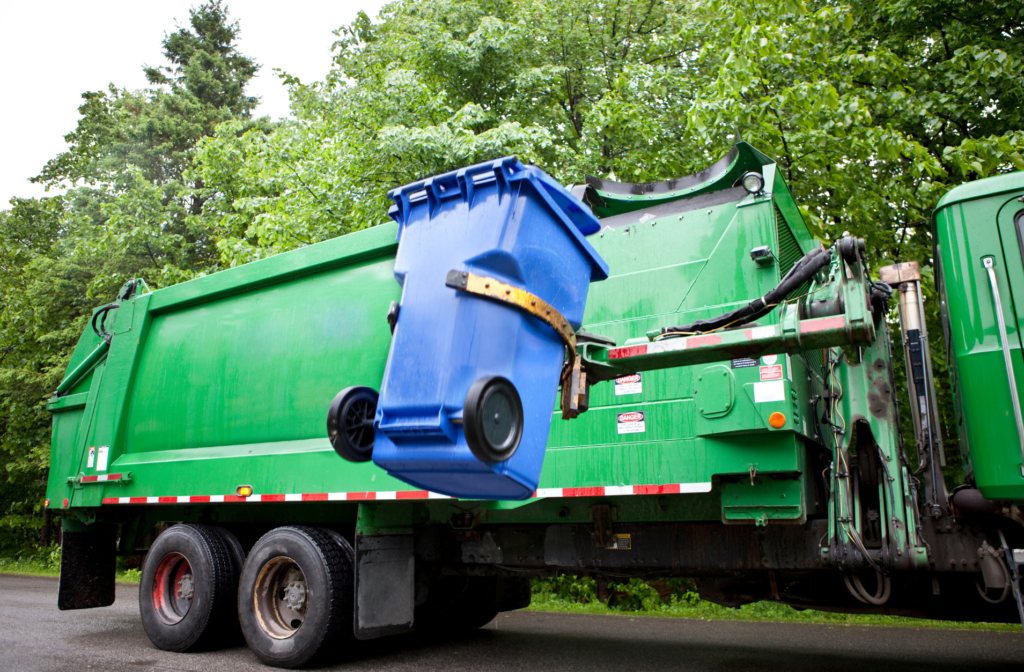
[0,0,390,206]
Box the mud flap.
[354,534,415,639]
[58,519,116,610]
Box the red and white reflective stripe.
[80,473,124,483]
[533,482,711,498]
[100,490,455,505]
[99,482,712,505]
[608,335,723,360]
[800,315,846,333]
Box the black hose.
[658,247,832,337]
[91,303,119,344]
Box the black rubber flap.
[58,522,117,610]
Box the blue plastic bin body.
[372,156,608,500]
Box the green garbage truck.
[46,142,1024,668]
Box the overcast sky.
[0,0,390,206]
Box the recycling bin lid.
[387,156,609,282]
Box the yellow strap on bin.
[444,270,587,419]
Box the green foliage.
[532,574,600,604]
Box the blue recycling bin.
[371,156,609,500]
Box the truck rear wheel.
[139,523,238,652]
[238,526,355,669]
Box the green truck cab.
[934,173,1024,499]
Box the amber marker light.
[236,485,254,498]
[44,499,49,507]
[768,412,786,429]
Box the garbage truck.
[46,142,1024,668]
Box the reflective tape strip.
[80,473,124,484]
[95,483,712,504]
[532,482,713,498]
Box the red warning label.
[759,365,783,381]
[614,373,643,396]
[616,411,646,434]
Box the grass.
[0,552,141,583]
[527,576,1022,632]
[527,593,1021,632]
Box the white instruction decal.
[750,326,775,340]
[96,446,109,472]
[753,381,786,403]
[761,354,778,366]
[614,373,643,396]
[617,411,646,434]
[87,447,95,468]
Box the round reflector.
[768,412,786,429]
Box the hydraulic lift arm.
[561,237,881,418]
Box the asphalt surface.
[1,574,1021,671]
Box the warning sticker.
[731,357,757,369]
[614,373,643,396]
[617,411,646,434]
[760,365,783,381]
[86,447,95,468]
[96,446,109,472]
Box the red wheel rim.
[152,552,194,625]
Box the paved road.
[1,574,1021,671]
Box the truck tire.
[414,576,501,635]
[139,523,238,652]
[209,525,247,641]
[238,526,354,668]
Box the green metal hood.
[581,142,777,219]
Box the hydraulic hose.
[850,571,892,605]
[90,303,119,344]
[657,247,832,338]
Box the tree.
[0,2,265,551]
[193,0,700,265]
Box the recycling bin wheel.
[327,386,378,462]
[463,376,523,463]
